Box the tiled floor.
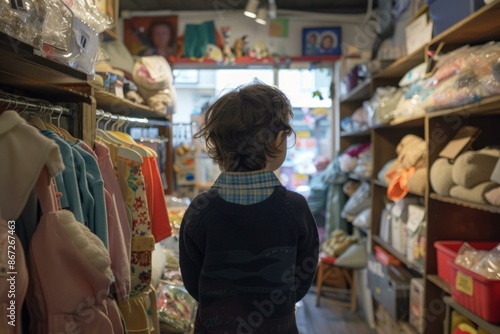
[296,290,376,334]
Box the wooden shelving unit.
[339,78,371,103]
[94,90,168,120]
[443,297,500,334]
[334,2,500,333]
[427,275,451,295]
[373,235,425,275]
[430,193,500,214]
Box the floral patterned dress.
[116,157,157,333]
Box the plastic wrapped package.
[352,149,372,179]
[425,72,487,111]
[166,196,190,235]
[156,282,197,334]
[0,0,45,48]
[373,88,405,125]
[352,208,370,229]
[429,45,472,87]
[162,267,183,286]
[363,86,398,127]
[379,202,394,243]
[340,106,370,134]
[456,243,500,280]
[472,244,500,280]
[455,243,490,270]
[41,0,72,51]
[424,42,500,111]
[341,182,370,221]
[391,80,427,120]
[60,0,113,33]
[42,15,99,74]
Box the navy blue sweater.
[179,186,319,334]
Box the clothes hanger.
[43,104,60,133]
[96,112,143,163]
[54,106,78,144]
[29,103,48,131]
[106,116,152,158]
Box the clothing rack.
[0,95,73,116]
[96,109,170,127]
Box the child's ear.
[275,130,286,148]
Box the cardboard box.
[405,14,433,54]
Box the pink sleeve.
[105,189,131,302]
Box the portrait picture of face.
[124,16,178,61]
[302,27,341,56]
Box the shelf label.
[407,205,425,234]
[456,271,474,297]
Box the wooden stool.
[315,256,356,312]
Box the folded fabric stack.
[339,143,372,179]
[378,135,427,200]
[430,148,500,205]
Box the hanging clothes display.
[0,94,173,334]
[95,111,172,334]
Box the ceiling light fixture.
[255,7,268,25]
[244,0,259,18]
[268,0,277,19]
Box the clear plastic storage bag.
[157,282,197,334]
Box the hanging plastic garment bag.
[27,167,119,334]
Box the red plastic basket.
[449,261,500,323]
[434,241,498,285]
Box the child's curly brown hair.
[194,82,295,172]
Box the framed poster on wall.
[123,16,178,62]
[302,27,342,56]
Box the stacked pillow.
[430,148,500,205]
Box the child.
[179,82,319,334]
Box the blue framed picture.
[302,27,342,56]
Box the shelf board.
[427,95,500,119]
[400,322,419,334]
[374,114,425,130]
[372,179,387,188]
[340,79,371,103]
[375,45,426,79]
[172,55,341,69]
[376,0,500,79]
[427,275,451,295]
[354,225,370,234]
[94,90,167,120]
[340,128,371,138]
[348,173,371,182]
[444,296,500,334]
[430,193,500,214]
[0,32,89,89]
[373,235,425,275]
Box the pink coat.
[26,167,120,333]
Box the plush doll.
[251,41,269,60]
[233,37,244,58]
[220,26,233,61]
[205,44,223,63]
